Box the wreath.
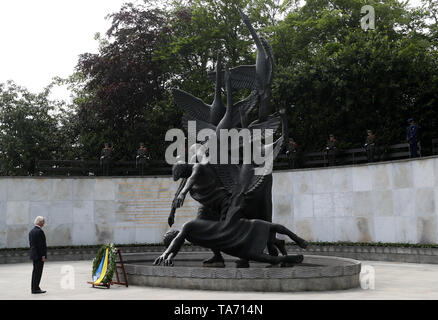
[91,243,117,286]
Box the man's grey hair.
[34,216,45,225]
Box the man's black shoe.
[32,290,46,294]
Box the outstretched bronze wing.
[181,114,216,134]
[232,90,259,128]
[222,115,282,154]
[173,89,211,123]
[208,65,257,90]
[247,115,282,142]
[245,135,285,195]
[213,133,284,196]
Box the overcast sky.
[0,0,132,101]
[0,0,424,102]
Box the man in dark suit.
[29,216,47,294]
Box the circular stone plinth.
[122,252,361,292]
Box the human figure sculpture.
[169,158,231,267]
[155,166,308,267]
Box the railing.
[35,159,172,176]
[275,141,420,169]
[34,140,434,176]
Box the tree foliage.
[271,0,438,151]
[0,81,70,175]
[71,1,180,160]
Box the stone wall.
[1,156,437,248]
[0,177,198,248]
[272,156,438,244]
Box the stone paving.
[1,260,438,300]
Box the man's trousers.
[31,260,44,292]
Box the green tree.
[158,0,265,99]
[271,0,438,152]
[70,1,180,161]
[0,81,68,175]
[67,0,437,165]
[69,0,280,161]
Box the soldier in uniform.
[406,118,419,158]
[325,134,339,166]
[100,142,113,176]
[286,138,298,169]
[364,130,376,162]
[136,143,150,175]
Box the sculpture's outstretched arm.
[175,164,200,208]
[154,227,188,266]
[168,178,187,227]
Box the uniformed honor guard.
[286,138,298,168]
[364,130,376,162]
[406,118,419,158]
[325,134,339,166]
[100,142,113,175]
[136,142,150,175]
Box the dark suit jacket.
[29,226,47,261]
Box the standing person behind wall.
[325,134,339,166]
[136,142,150,175]
[364,129,377,162]
[286,138,298,169]
[406,118,419,158]
[100,142,113,176]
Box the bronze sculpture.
[207,9,274,123]
[158,8,307,268]
[155,165,308,267]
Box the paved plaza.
[1,260,438,300]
